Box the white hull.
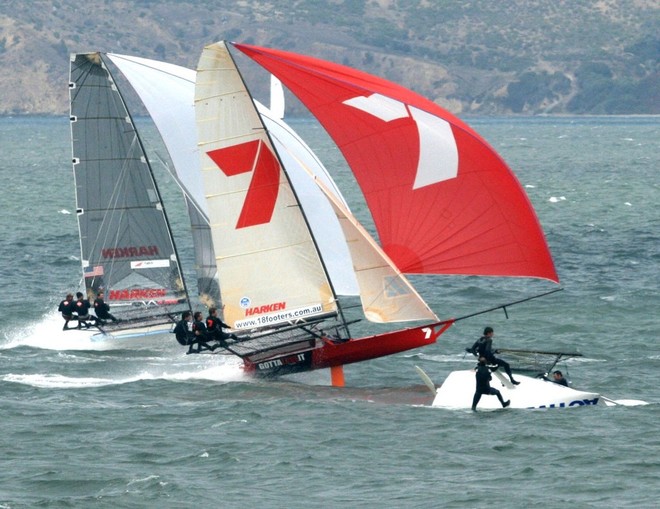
[91,323,174,342]
[432,370,601,410]
[64,323,174,343]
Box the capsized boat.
[67,54,192,341]
[434,370,601,409]
[190,41,560,380]
[415,365,648,409]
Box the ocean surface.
[0,115,658,508]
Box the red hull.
[243,320,454,376]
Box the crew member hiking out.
[188,311,218,354]
[93,291,119,324]
[206,306,238,347]
[73,291,98,329]
[173,311,194,348]
[58,293,75,330]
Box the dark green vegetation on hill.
[0,0,657,115]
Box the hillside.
[0,0,658,115]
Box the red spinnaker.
[233,43,559,283]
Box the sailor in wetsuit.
[552,370,569,387]
[189,311,217,354]
[173,311,194,347]
[93,291,119,324]
[58,293,75,330]
[73,291,97,329]
[205,306,238,347]
[468,327,520,385]
[472,356,511,411]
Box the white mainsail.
[194,42,338,328]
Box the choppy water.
[0,116,658,508]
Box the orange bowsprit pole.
[330,365,345,387]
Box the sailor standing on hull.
[472,356,510,411]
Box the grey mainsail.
[69,53,190,326]
[103,53,222,308]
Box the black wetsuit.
[173,319,193,346]
[471,364,507,410]
[58,298,74,329]
[205,315,237,345]
[190,318,213,353]
[73,298,96,328]
[58,299,73,318]
[469,335,518,384]
[94,297,117,322]
[74,298,91,317]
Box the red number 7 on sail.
[206,139,281,229]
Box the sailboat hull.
[61,322,175,343]
[242,321,453,376]
[432,370,601,410]
[89,323,174,342]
